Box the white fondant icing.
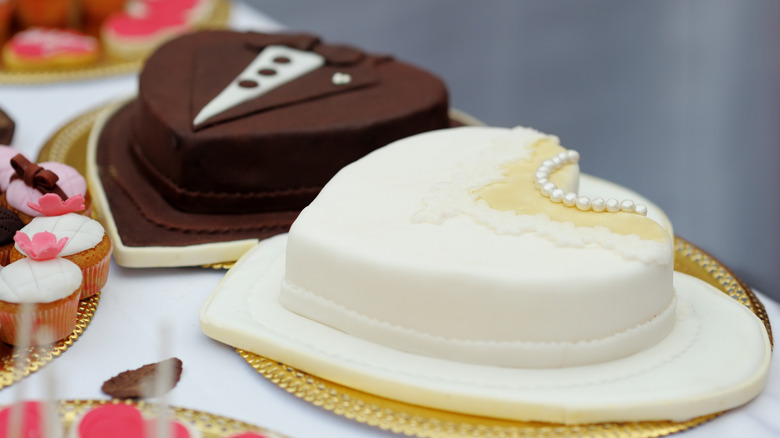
[193,45,326,127]
[0,258,82,303]
[199,236,771,423]
[279,126,675,368]
[17,213,104,257]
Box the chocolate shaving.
[101,358,183,399]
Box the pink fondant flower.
[13,231,68,261]
[27,193,85,216]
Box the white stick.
[154,322,173,438]
[8,302,35,438]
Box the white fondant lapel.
[193,45,326,128]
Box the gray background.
[241,0,780,299]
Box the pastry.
[0,207,24,265]
[101,0,214,60]
[200,126,771,424]
[70,403,200,438]
[5,156,92,223]
[10,201,111,299]
[0,401,50,437]
[0,230,82,345]
[1,27,99,70]
[88,30,450,267]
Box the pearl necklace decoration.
[533,150,648,216]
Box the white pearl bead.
[557,151,569,162]
[591,198,606,212]
[606,199,620,213]
[537,166,551,175]
[542,160,555,169]
[567,150,580,162]
[550,188,565,203]
[535,178,548,189]
[635,204,648,216]
[576,196,592,211]
[620,200,635,212]
[541,182,557,196]
[563,192,577,207]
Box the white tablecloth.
[0,3,777,437]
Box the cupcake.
[0,231,82,345]
[0,149,28,208]
[5,155,92,223]
[70,404,200,438]
[0,207,24,265]
[10,194,110,299]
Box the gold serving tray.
[0,0,230,85]
[42,105,773,438]
[1,398,288,438]
[0,294,99,390]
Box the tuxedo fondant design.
[91,30,450,266]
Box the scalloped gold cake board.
[42,107,773,438]
[0,0,230,85]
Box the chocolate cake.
[89,30,452,267]
[0,107,13,145]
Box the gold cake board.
[41,106,773,438]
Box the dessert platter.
[0,0,230,85]
[1,9,775,437]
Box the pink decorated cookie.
[5,156,91,223]
[0,401,54,438]
[101,0,215,59]
[71,404,200,438]
[1,27,99,70]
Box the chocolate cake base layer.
[94,100,298,248]
[94,100,466,250]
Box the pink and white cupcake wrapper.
[79,243,112,300]
[0,292,80,345]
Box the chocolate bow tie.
[10,154,68,200]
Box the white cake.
[280,126,676,368]
[200,125,770,423]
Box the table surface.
[0,3,778,437]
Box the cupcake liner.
[0,289,81,345]
[79,242,111,299]
[0,245,11,266]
